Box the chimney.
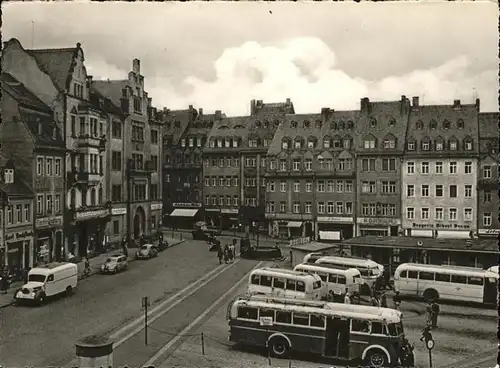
[360,97,370,114]
[453,99,461,109]
[475,98,480,111]
[286,98,291,105]
[215,110,222,120]
[132,59,141,74]
[189,104,193,110]
[412,96,419,108]
[86,75,93,88]
[198,108,203,115]
[321,107,331,122]
[120,92,129,113]
[250,99,256,116]
[147,97,152,107]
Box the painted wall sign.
[358,217,401,226]
[111,208,127,216]
[151,203,164,211]
[36,215,63,228]
[317,216,353,223]
[173,203,201,208]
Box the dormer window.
[464,138,473,151]
[209,139,215,148]
[188,138,194,147]
[347,121,354,130]
[303,120,310,128]
[389,118,396,127]
[294,138,302,149]
[435,139,444,151]
[339,121,345,130]
[315,120,322,129]
[217,139,222,148]
[38,121,43,135]
[333,137,342,149]
[449,139,457,151]
[233,139,239,148]
[383,138,395,149]
[330,122,337,130]
[343,137,353,150]
[282,139,289,150]
[323,138,330,149]
[4,169,14,184]
[416,120,424,130]
[181,139,186,147]
[370,118,377,128]
[249,139,258,148]
[429,120,437,129]
[422,139,430,151]
[407,141,415,151]
[225,139,231,148]
[363,137,376,149]
[443,120,451,129]
[307,138,316,149]
[291,121,298,129]
[457,119,465,129]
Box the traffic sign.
[426,339,435,350]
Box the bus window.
[292,313,310,326]
[337,275,346,285]
[419,272,435,281]
[273,277,285,289]
[317,273,327,282]
[467,276,484,286]
[251,275,260,285]
[296,281,306,292]
[260,308,275,321]
[371,321,384,335]
[276,311,291,324]
[400,270,407,278]
[451,274,467,284]
[261,276,272,287]
[310,315,325,328]
[359,269,369,277]
[351,320,370,333]
[328,274,337,283]
[313,281,322,290]
[408,271,418,279]
[286,279,296,290]
[238,307,258,320]
[435,273,451,282]
[387,323,399,336]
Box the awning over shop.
[170,209,198,217]
[287,221,303,228]
[411,230,434,238]
[319,231,341,241]
[436,230,471,239]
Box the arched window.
[282,138,290,150]
[294,137,303,149]
[457,119,464,129]
[90,188,96,206]
[303,120,311,128]
[307,137,317,149]
[430,120,437,129]
[389,118,396,126]
[330,121,337,130]
[370,118,377,128]
[347,121,354,130]
[443,120,451,129]
[98,186,103,204]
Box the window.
[279,202,287,213]
[317,202,325,214]
[317,180,325,193]
[150,184,158,200]
[364,138,375,149]
[464,185,472,197]
[361,181,376,194]
[451,274,467,284]
[406,207,414,220]
[468,276,483,286]
[336,181,344,192]
[421,162,429,174]
[36,195,44,215]
[113,220,120,235]
[381,181,396,194]
[435,207,443,220]
[464,208,473,221]
[435,273,450,282]
[293,181,300,193]
[408,271,418,279]
[296,281,305,292]
[381,159,396,172]
[449,208,457,221]
[406,185,415,197]
[112,121,122,139]
[276,311,292,324]
[111,185,122,202]
[484,191,491,202]
[226,177,231,187]
[483,213,492,226]
[36,157,44,176]
[435,185,443,197]
[483,165,491,179]
[362,158,376,172]
[326,201,334,214]
[336,202,343,214]
[407,141,415,151]
[237,307,258,320]
[421,185,429,197]
[345,202,353,215]
[280,181,287,193]
[292,313,310,326]
[383,138,395,149]
[279,159,287,171]
[449,185,457,198]
[292,159,301,171]
[111,151,122,171]
[449,162,457,174]
[421,208,429,220]
[46,158,53,176]
[464,140,473,151]
[352,320,370,333]
[293,202,300,214]
[465,162,472,174]
[422,141,430,151]
[345,180,353,192]
[304,159,312,171]
[371,322,385,335]
[435,162,443,174]
[269,160,276,170]
[407,162,414,174]
[305,180,312,192]
[419,272,434,281]
[282,140,289,149]
[436,140,443,151]
[219,177,225,187]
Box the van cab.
[14,262,78,305]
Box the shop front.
[150,202,163,235]
[405,222,474,239]
[221,208,239,230]
[167,202,202,230]
[357,217,401,237]
[35,215,63,264]
[316,216,354,242]
[108,206,127,245]
[5,227,34,269]
[477,228,500,239]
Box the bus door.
[324,317,350,358]
[483,276,497,305]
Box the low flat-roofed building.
[289,240,339,268]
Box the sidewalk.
[0,236,184,308]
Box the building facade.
[0,72,66,264]
[477,112,499,238]
[0,159,35,269]
[93,59,162,245]
[402,98,480,240]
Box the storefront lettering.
[6,230,34,242]
[111,207,127,216]
[151,203,164,211]
[36,216,63,228]
[358,217,401,226]
[75,209,110,220]
[173,203,201,208]
[412,223,471,230]
[221,209,238,214]
[317,216,353,223]
[205,208,221,212]
[478,229,500,235]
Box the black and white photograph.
[0,1,498,368]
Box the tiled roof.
[90,88,124,117]
[355,97,410,153]
[162,109,192,145]
[248,100,294,141]
[207,116,251,141]
[478,112,499,139]
[1,72,51,113]
[342,235,498,253]
[0,157,34,198]
[92,80,130,107]
[406,99,479,154]
[28,47,77,92]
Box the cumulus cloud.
[90,37,498,115]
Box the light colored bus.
[315,256,383,294]
[487,265,499,274]
[293,263,362,297]
[227,296,414,367]
[247,267,323,300]
[394,263,498,304]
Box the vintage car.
[100,255,128,274]
[135,244,159,259]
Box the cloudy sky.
[3,1,498,115]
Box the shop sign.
[317,216,353,223]
[36,215,63,228]
[6,230,34,242]
[478,229,500,236]
[205,208,221,213]
[112,208,127,216]
[75,209,109,221]
[173,203,201,208]
[221,209,238,214]
[151,203,164,211]
[358,217,401,226]
[412,223,471,230]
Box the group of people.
[425,300,440,328]
[217,243,236,264]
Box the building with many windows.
[477,111,499,238]
[402,98,480,240]
[93,59,163,245]
[0,72,66,264]
[355,96,410,238]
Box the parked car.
[100,255,128,274]
[136,244,158,259]
[14,262,78,305]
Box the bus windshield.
[313,281,322,290]
[387,322,404,336]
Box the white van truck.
[14,262,78,305]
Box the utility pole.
[142,296,150,345]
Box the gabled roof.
[92,80,130,107]
[478,112,499,139]
[0,156,34,198]
[206,116,250,144]
[162,109,192,145]
[89,88,124,118]
[27,46,78,92]
[1,72,51,113]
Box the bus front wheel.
[364,349,389,367]
[269,337,290,358]
[423,289,439,302]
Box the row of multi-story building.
[0,38,164,270]
[163,95,498,244]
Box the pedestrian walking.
[223,245,229,264]
[217,247,223,264]
[430,301,440,328]
[393,291,401,311]
[229,243,235,261]
[380,293,388,308]
[344,290,351,304]
[1,269,8,294]
[425,301,432,325]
